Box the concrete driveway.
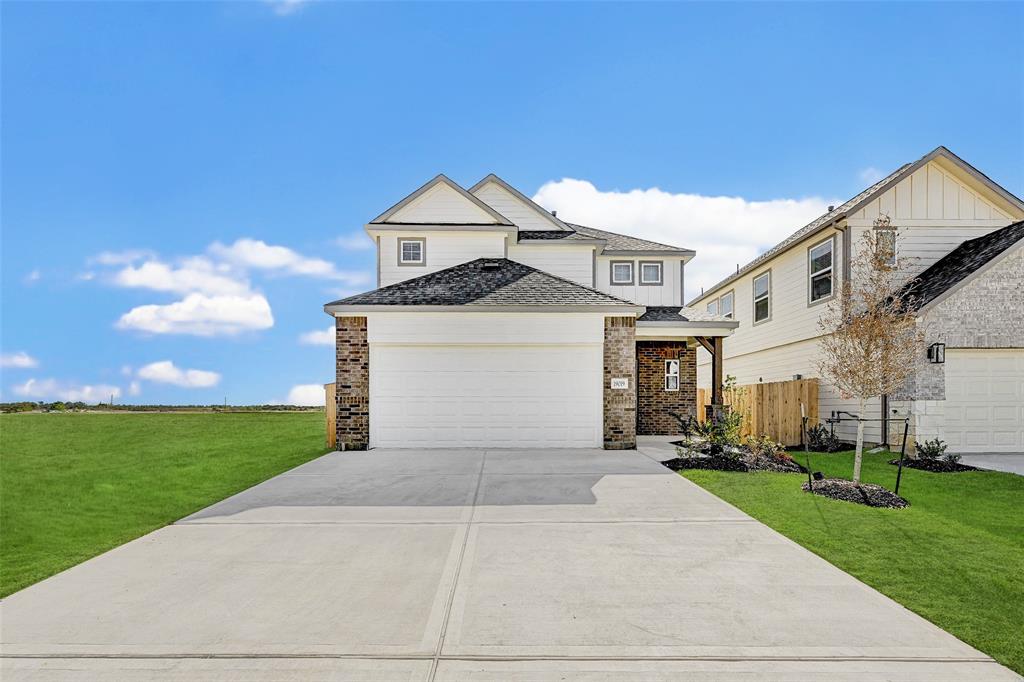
[957,453,1024,475]
[2,446,1018,681]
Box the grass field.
[0,412,328,597]
[681,450,1024,674]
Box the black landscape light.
[927,342,946,364]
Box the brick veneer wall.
[603,316,637,449]
[637,341,696,435]
[335,316,369,450]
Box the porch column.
[603,316,636,449]
[335,316,369,450]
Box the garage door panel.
[942,350,1023,454]
[370,345,603,449]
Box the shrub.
[943,451,962,465]
[806,424,843,452]
[744,435,790,462]
[915,438,947,460]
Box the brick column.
[335,316,369,450]
[603,316,637,449]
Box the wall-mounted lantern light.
[927,342,946,364]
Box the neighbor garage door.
[943,349,1024,453]
[369,344,603,449]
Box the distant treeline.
[0,402,323,414]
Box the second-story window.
[611,261,634,285]
[398,238,425,266]
[753,271,771,323]
[875,226,897,266]
[808,237,834,303]
[640,261,663,285]
[706,299,719,315]
[719,290,734,319]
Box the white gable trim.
[469,173,572,231]
[370,174,515,226]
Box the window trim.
[752,269,772,325]
[609,260,634,286]
[719,289,735,319]
[639,260,664,286]
[397,237,426,266]
[664,358,680,391]
[875,226,898,266]
[807,235,835,306]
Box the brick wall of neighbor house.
[335,316,369,450]
[603,316,637,449]
[637,341,696,435]
[902,246,1024,402]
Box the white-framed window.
[664,359,680,391]
[640,261,663,285]
[610,261,634,285]
[808,237,834,303]
[875,226,897,266]
[706,299,719,315]
[398,238,425,266]
[719,290,734,319]
[753,271,771,323]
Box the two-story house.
[689,147,1024,454]
[325,174,737,450]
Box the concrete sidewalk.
[2,447,1018,681]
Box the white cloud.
[90,249,157,266]
[24,269,41,284]
[859,167,884,184]
[1,351,39,369]
[277,384,325,406]
[209,239,370,284]
[13,378,121,403]
[532,179,836,302]
[334,232,374,251]
[113,257,250,297]
[137,360,221,388]
[299,326,334,346]
[116,293,274,336]
[266,0,309,16]
[129,381,142,396]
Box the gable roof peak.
[370,173,514,226]
[469,173,572,231]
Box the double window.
[704,290,734,319]
[610,260,665,286]
[398,238,425,266]
[808,237,834,303]
[753,271,771,323]
[664,359,680,391]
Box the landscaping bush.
[805,424,843,452]
[915,437,947,460]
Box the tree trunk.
[853,397,866,484]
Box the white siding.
[377,232,506,287]
[507,243,595,286]
[366,312,606,345]
[595,256,684,306]
[846,160,1019,277]
[389,182,502,224]
[472,181,564,231]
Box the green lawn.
[0,412,329,597]
[681,450,1024,674]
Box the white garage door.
[943,349,1024,453]
[369,344,603,449]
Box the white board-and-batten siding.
[472,182,564,231]
[376,232,506,287]
[595,257,684,306]
[507,244,595,287]
[388,182,501,224]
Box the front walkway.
[2,447,1017,680]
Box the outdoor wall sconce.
[927,342,946,364]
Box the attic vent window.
[481,261,502,270]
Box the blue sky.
[2,1,1022,405]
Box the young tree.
[816,216,923,483]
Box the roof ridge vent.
[481,260,503,270]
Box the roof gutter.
[324,303,647,316]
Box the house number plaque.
[610,378,629,390]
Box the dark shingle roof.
[900,220,1023,312]
[517,230,596,242]
[567,223,692,253]
[325,258,639,308]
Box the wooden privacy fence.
[697,378,818,447]
[325,383,336,448]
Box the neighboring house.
[325,174,737,450]
[689,147,1024,453]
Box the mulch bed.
[662,452,807,474]
[888,458,980,473]
[802,478,909,508]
